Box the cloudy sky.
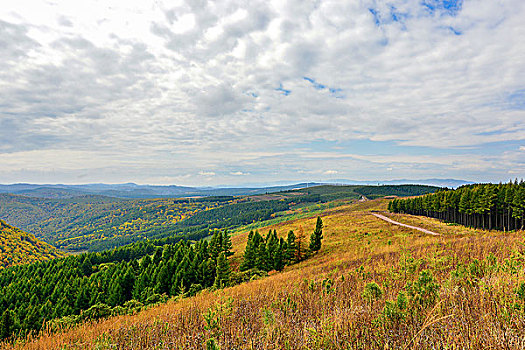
[0,0,524,186]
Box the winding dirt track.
[371,213,441,236]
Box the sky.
[0,0,524,186]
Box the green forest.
[0,221,321,340]
[388,181,525,231]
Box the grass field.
[6,198,525,349]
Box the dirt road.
[371,213,441,236]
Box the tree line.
[388,181,525,231]
[0,217,324,340]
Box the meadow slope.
[7,199,525,349]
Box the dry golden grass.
[6,199,525,349]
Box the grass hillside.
[0,220,65,269]
[10,198,525,349]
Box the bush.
[382,291,407,325]
[362,282,383,304]
[406,270,440,310]
[145,293,168,305]
[83,303,112,320]
[230,268,267,285]
[123,299,143,313]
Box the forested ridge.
[388,181,525,231]
[0,195,235,252]
[283,184,440,201]
[0,185,438,252]
[0,220,64,269]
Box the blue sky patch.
[508,89,525,110]
[304,77,326,90]
[369,6,409,29]
[369,8,381,26]
[448,26,462,35]
[422,0,463,16]
[275,83,291,96]
[304,77,344,98]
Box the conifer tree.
[274,238,286,271]
[309,217,323,252]
[266,230,280,270]
[240,231,256,271]
[286,230,296,263]
[204,258,216,287]
[222,230,234,257]
[255,238,269,271]
[214,252,231,288]
[0,310,14,339]
[209,230,223,261]
[81,256,92,276]
[121,267,135,301]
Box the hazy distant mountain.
[0,179,468,199]
[0,183,321,199]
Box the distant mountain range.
[0,179,473,199]
[0,182,322,199]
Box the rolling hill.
[0,185,439,252]
[2,194,524,348]
[0,220,65,269]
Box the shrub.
[406,270,440,310]
[83,303,112,320]
[363,282,383,305]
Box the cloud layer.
[0,0,524,184]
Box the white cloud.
[0,0,524,184]
[199,171,216,176]
[323,170,338,175]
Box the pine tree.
[75,283,90,311]
[309,217,323,252]
[255,238,269,271]
[121,267,135,301]
[209,230,223,261]
[222,230,234,257]
[81,256,92,276]
[286,230,296,263]
[274,238,286,271]
[266,230,280,271]
[0,310,14,339]
[214,252,231,288]
[240,231,256,271]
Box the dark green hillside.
[0,220,65,268]
[283,184,440,202]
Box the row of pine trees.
[239,216,324,272]
[388,181,525,231]
[0,218,324,340]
